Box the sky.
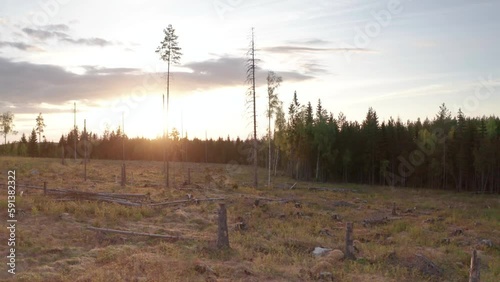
[0,0,499,143]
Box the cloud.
[22,27,65,40]
[287,39,331,45]
[301,63,329,74]
[0,55,313,113]
[0,57,148,113]
[0,41,42,51]
[262,45,374,54]
[43,24,70,32]
[22,26,112,47]
[61,37,112,47]
[181,56,313,90]
[82,66,141,75]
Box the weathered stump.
[345,222,355,260]
[121,163,126,187]
[217,203,230,249]
[469,249,480,282]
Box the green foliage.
[28,128,38,157]
[0,111,17,145]
[269,98,500,193]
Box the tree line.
[1,98,499,193]
[269,94,499,193]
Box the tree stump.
[345,222,355,260]
[392,202,397,216]
[217,203,230,249]
[469,249,480,282]
[121,163,126,187]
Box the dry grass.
[0,156,498,281]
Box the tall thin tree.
[266,71,282,188]
[0,112,17,146]
[35,112,46,152]
[156,24,182,188]
[246,27,258,188]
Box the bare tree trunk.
[251,31,258,189]
[268,111,271,188]
[166,59,171,188]
[316,149,320,181]
[273,147,279,176]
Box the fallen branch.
[149,197,225,207]
[87,226,180,239]
[415,253,443,277]
[289,182,297,190]
[1,184,149,201]
[307,187,358,192]
[363,216,389,227]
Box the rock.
[480,239,493,247]
[312,247,332,257]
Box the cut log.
[149,197,225,207]
[87,226,180,239]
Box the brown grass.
[0,156,498,281]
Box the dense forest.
[1,95,499,193]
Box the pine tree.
[156,24,182,187]
[27,128,38,157]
